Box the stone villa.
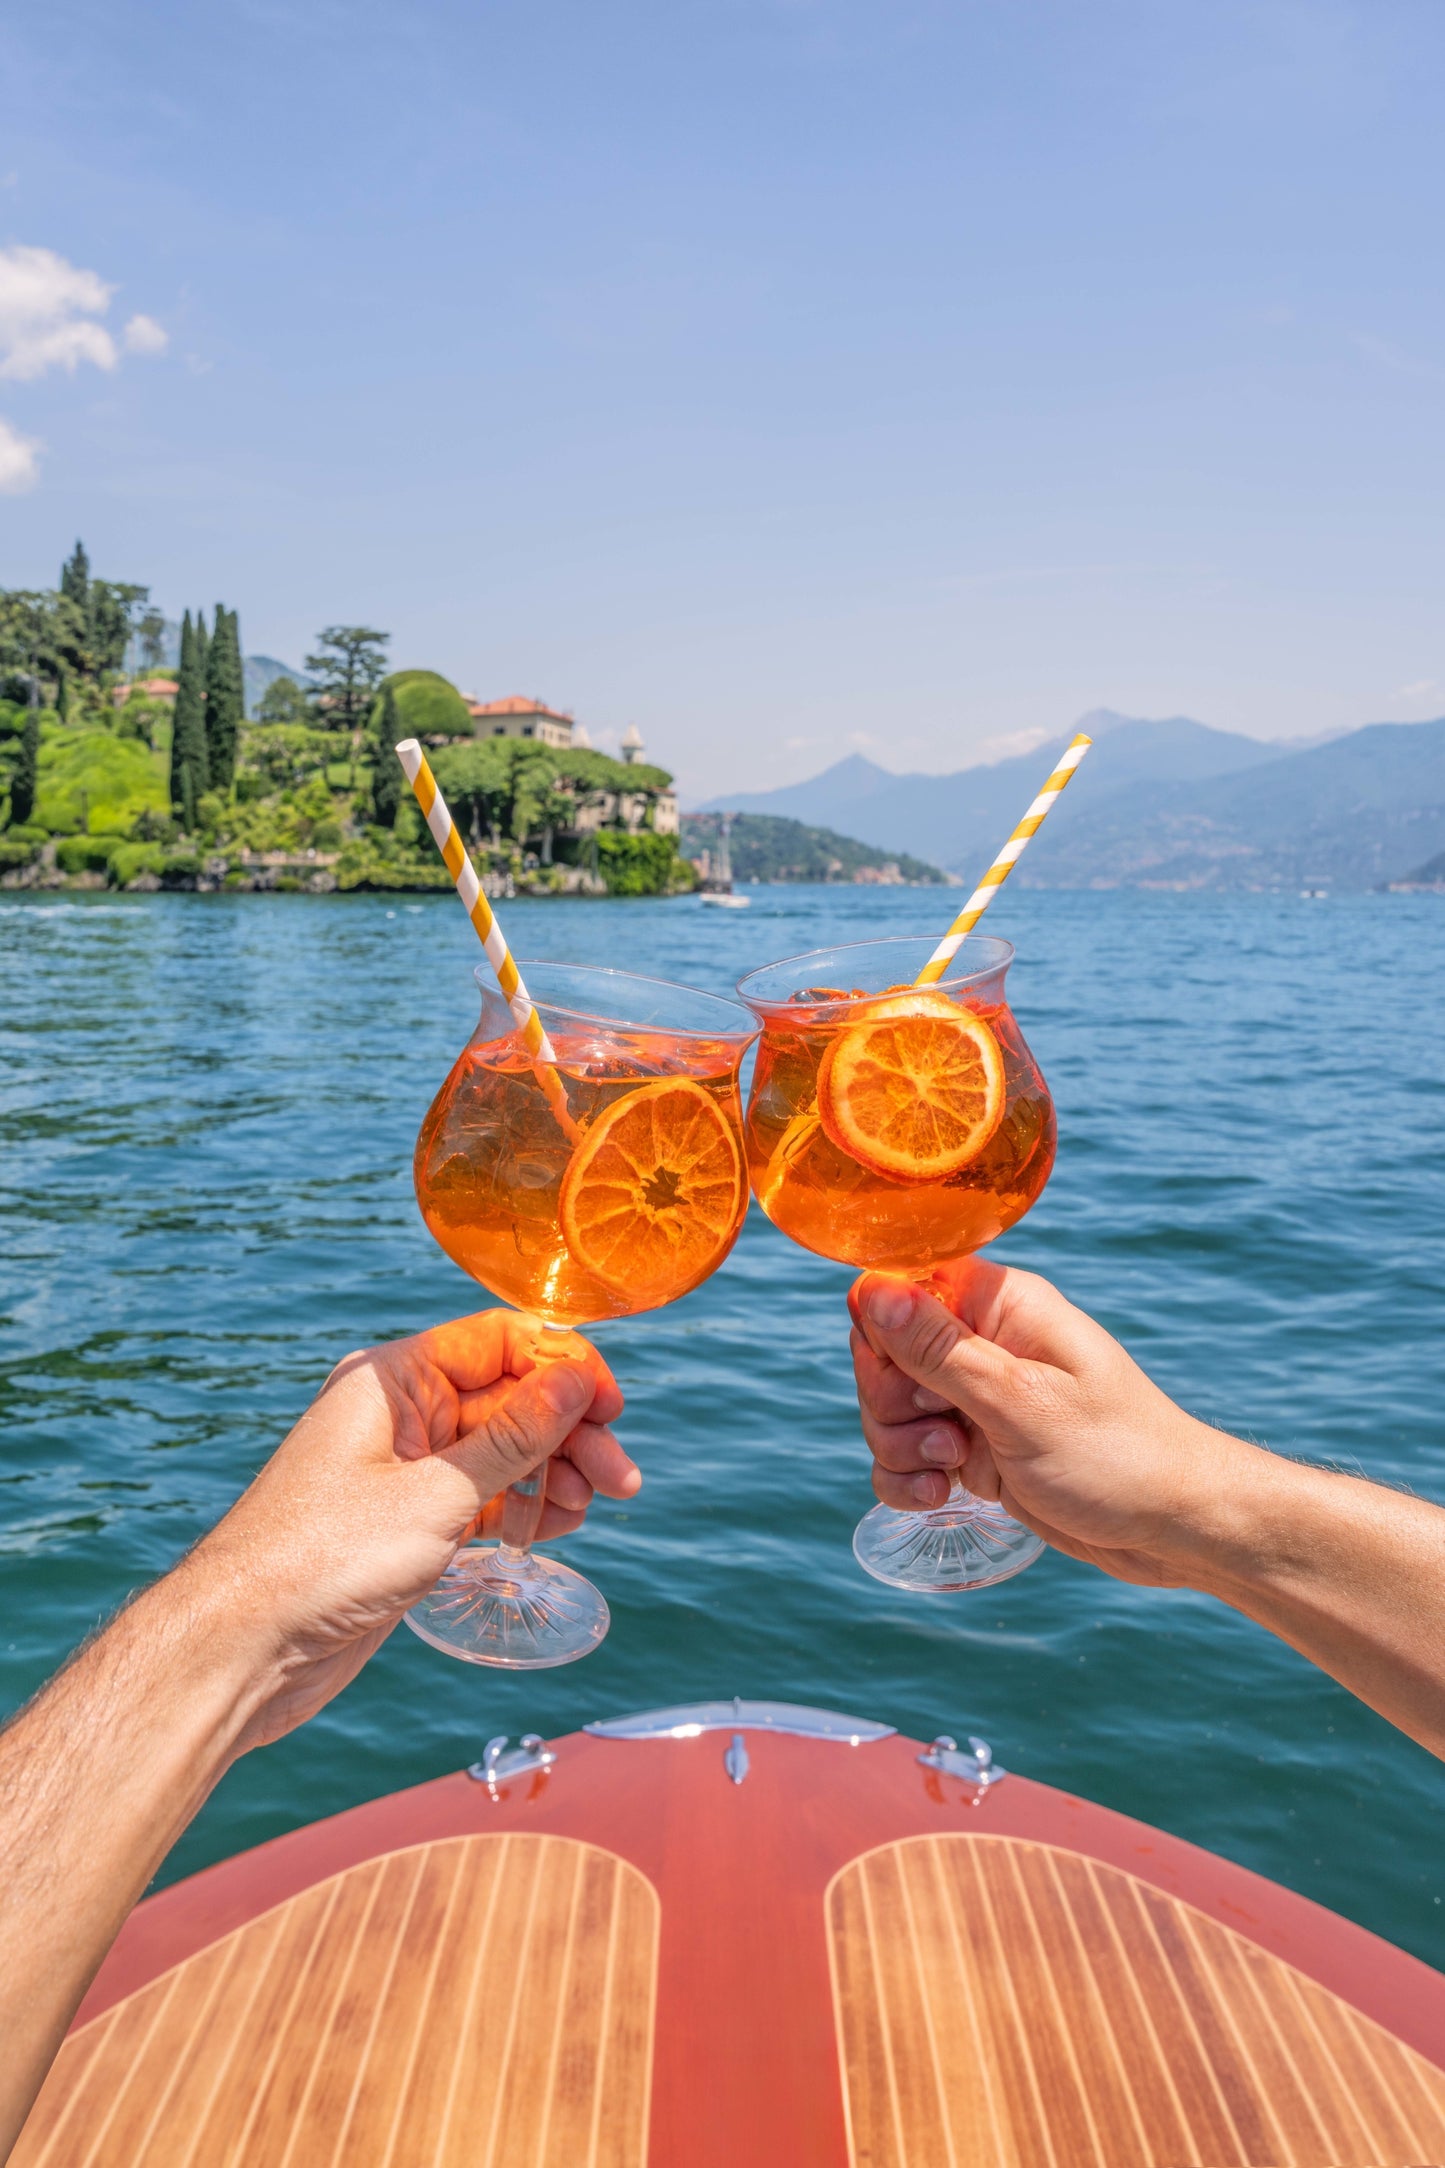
[460,695,679,836]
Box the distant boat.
[697,810,749,906]
[24,1696,1445,2162]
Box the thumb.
[856,1275,1014,1421]
[439,1358,594,1502]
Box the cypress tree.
[204,605,244,792]
[194,610,210,719]
[11,695,38,826]
[370,684,403,826]
[59,540,90,607]
[169,610,209,816]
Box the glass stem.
[496,1320,572,1567]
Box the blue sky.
[2,0,1443,799]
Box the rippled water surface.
[3,887,1444,1960]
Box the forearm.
[1173,1432,1445,1758]
[0,1561,268,2154]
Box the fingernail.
[913,1386,952,1414]
[864,1281,913,1332]
[539,1363,590,1416]
[920,1427,960,1465]
[913,1473,944,1505]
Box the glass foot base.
[853,1494,1045,1592]
[404,1547,610,1668]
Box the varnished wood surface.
[32,1727,1445,2168]
[828,1833,1445,2167]
[13,1832,658,2168]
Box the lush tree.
[508,745,570,854]
[59,541,89,609]
[169,611,209,817]
[194,610,210,703]
[243,723,337,791]
[204,605,245,792]
[89,583,147,675]
[0,591,52,692]
[135,608,168,671]
[52,543,144,677]
[383,668,470,739]
[10,694,38,825]
[370,684,404,826]
[255,675,309,725]
[304,626,390,738]
[430,739,518,849]
[2,553,149,698]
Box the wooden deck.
[16,1723,1445,2167]
[828,1834,1445,2167]
[13,1834,658,2168]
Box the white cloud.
[0,245,167,486]
[0,245,119,381]
[123,312,168,357]
[0,416,42,493]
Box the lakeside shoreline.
[1,840,946,898]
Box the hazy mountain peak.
[1073,707,1204,738]
[697,709,1445,887]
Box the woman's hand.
[184,1307,637,1749]
[849,1259,1251,1587]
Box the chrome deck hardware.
[585,1697,895,1744]
[468,1733,557,1795]
[723,1733,750,1785]
[917,1734,1006,1791]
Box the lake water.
[3,885,1444,1963]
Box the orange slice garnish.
[559,1078,745,1297]
[817,994,1005,1183]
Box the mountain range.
[698,708,1445,890]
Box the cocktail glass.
[737,934,1055,1593]
[407,961,755,1667]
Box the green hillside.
[1,558,694,899]
[680,811,945,885]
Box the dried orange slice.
[559,1078,744,1296]
[818,994,1005,1183]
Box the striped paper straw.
[914,732,1092,984]
[396,739,581,1144]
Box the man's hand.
[849,1258,1250,1587]
[850,1256,1445,1765]
[0,1307,636,2149]
[184,1307,637,1750]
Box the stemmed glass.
[407,961,755,1667]
[737,934,1055,1592]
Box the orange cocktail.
[738,933,1055,1594]
[408,961,755,1669]
[739,936,1054,1271]
[417,1036,748,1325]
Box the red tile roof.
[466,695,574,721]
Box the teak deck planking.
[13,1834,658,2168]
[15,1726,1445,2166]
[827,1834,1445,2167]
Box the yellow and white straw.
[755,730,1093,1209]
[395,738,581,1144]
[914,732,1092,983]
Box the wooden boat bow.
[16,1701,1445,2165]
